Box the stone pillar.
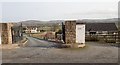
[65,21,77,48]
[7,23,12,44]
[2,23,12,44]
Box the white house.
[76,23,85,47]
[30,28,38,33]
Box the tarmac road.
[25,37,57,48]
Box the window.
[90,32,96,35]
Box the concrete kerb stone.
[18,38,28,47]
[0,38,28,49]
[22,39,28,47]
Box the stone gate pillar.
[65,21,77,48]
[2,23,12,44]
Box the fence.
[85,34,119,43]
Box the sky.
[0,0,119,22]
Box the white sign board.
[76,24,85,44]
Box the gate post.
[2,23,13,44]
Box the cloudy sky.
[0,0,119,22]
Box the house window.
[89,32,96,35]
[102,31,108,34]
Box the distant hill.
[18,18,119,27]
[18,20,61,27]
[49,20,65,23]
[18,20,46,26]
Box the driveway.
[25,37,58,48]
[2,37,119,63]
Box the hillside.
[18,18,119,27]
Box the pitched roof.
[85,23,118,31]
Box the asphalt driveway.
[2,37,119,63]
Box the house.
[30,28,38,33]
[86,23,118,34]
[24,26,38,33]
[85,23,118,42]
[24,26,53,33]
